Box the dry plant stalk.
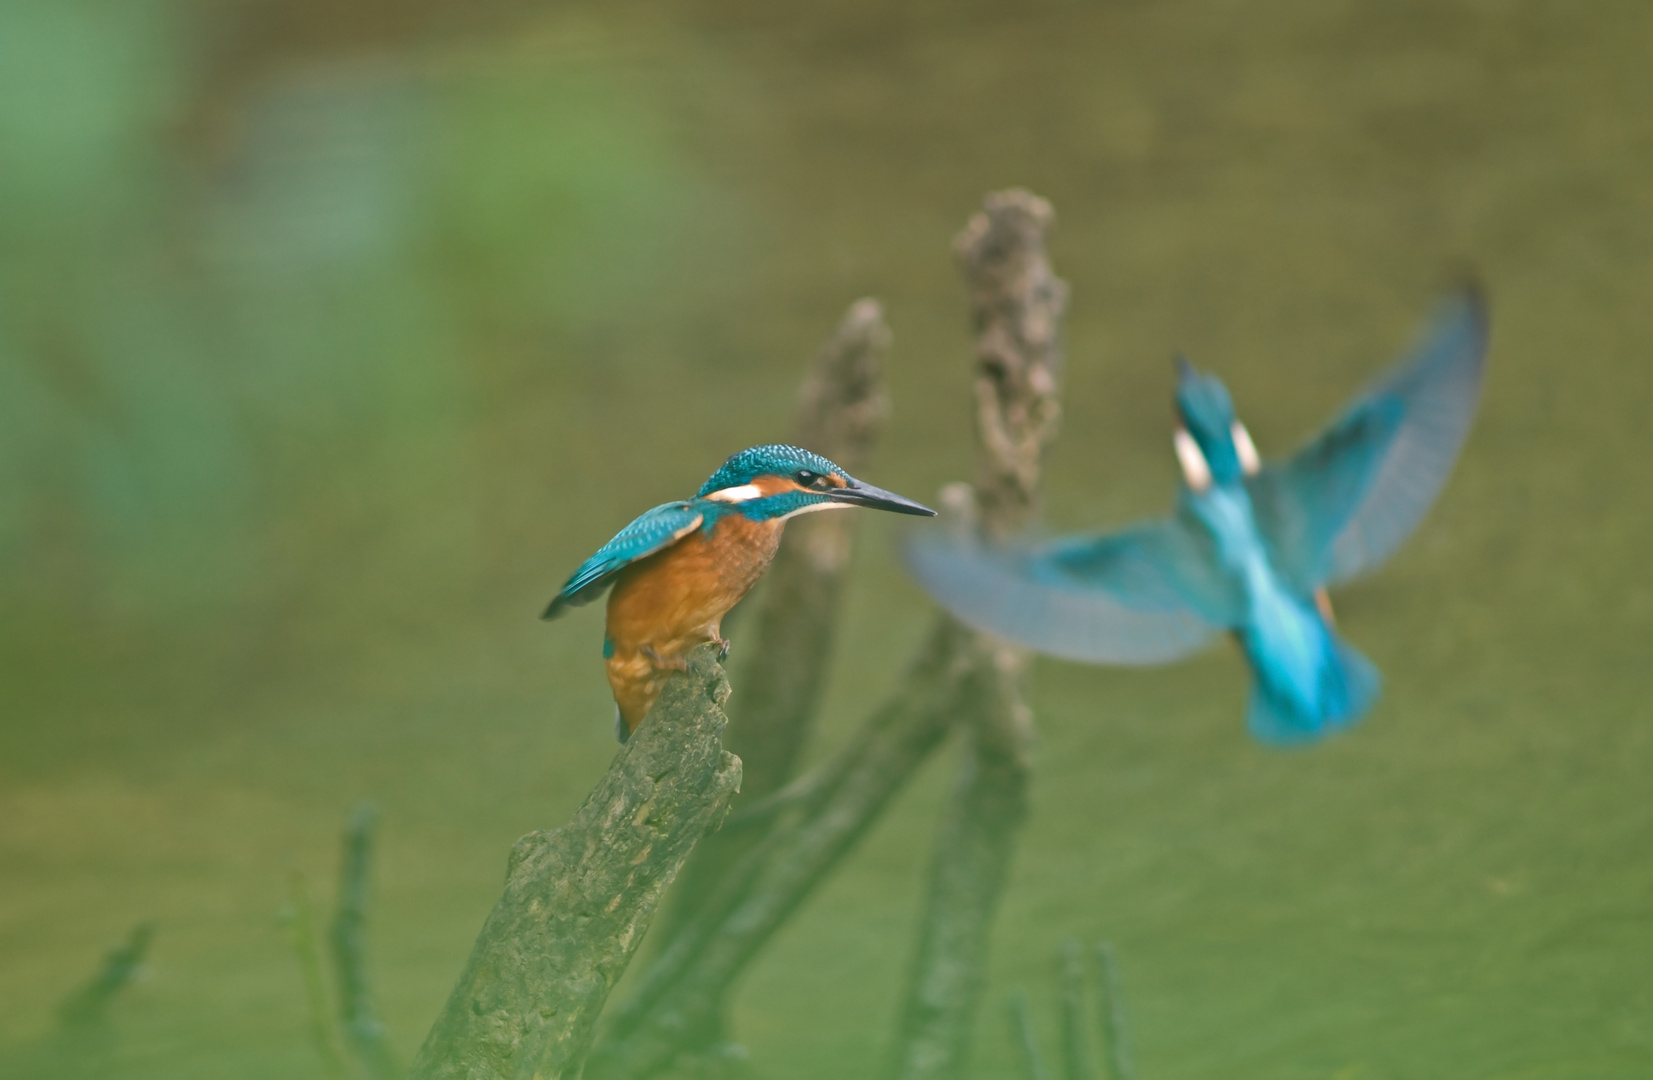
[662,299,891,940]
[887,189,1066,1080]
[958,191,1066,542]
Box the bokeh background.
[3,1,1650,1077]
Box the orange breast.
[603,512,785,732]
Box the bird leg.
[639,644,690,672]
[1314,587,1336,626]
[709,624,731,661]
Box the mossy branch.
[587,619,978,1079]
[407,645,742,1080]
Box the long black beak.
[827,479,936,516]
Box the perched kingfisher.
[544,444,935,742]
[905,291,1488,743]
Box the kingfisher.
[544,444,935,742]
[904,291,1488,743]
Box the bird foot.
[714,636,731,661]
[1314,587,1337,626]
[640,644,690,672]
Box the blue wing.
[903,513,1241,665]
[1247,290,1488,592]
[542,501,705,619]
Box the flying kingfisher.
[904,291,1488,743]
[544,444,935,742]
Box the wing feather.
[542,502,704,619]
[1248,290,1488,591]
[904,517,1235,666]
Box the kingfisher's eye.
[795,470,818,486]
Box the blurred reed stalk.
[282,803,399,1080]
[1094,943,1135,1080]
[587,190,1065,1080]
[408,645,741,1080]
[1006,941,1135,1080]
[1059,940,1097,1080]
[55,921,156,1029]
[331,802,401,1080]
[1007,990,1053,1080]
[282,874,352,1080]
[33,920,159,1079]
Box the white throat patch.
[777,500,852,521]
[1173,427,1213,493]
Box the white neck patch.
[704,484,764,503]
[1231,421,1261,476]
[1174,428,1213,493]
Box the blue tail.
[1246,635,1381,745]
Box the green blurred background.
[2,1,1649,1077]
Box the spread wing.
[542,501,704,619]
[1247,290,1488,592]
[903,513,1242,665]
